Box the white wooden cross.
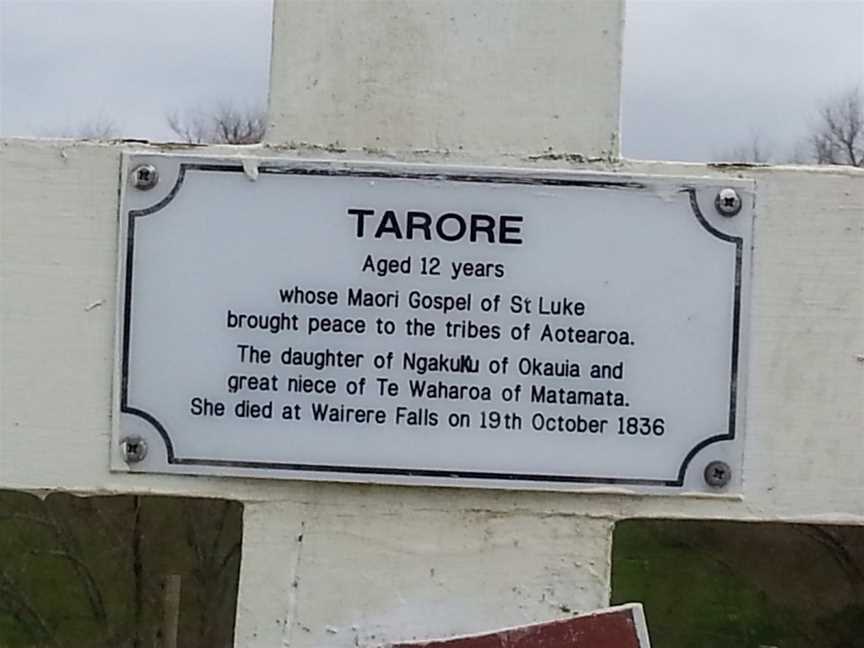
[1,2,861,647]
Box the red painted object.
[388,604,650,648]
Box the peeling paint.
[708,161,773,170]
[524,151,606,164]
[242,158,260,181]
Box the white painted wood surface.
[2,139,861,646]
[3,142,861,515]
[1,1,863,645]
[266,0,624,160]
[235,499,613,647]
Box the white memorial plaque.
[113,156,752,493]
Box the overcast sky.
[1,0,862,162]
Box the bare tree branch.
[26,547,108,624]
[798,526,864,598]
[45,499,110,625]
[74,117,120,140]
[809,87,864,167]
[714,134,774,164]
[131,495,144,648]
[166,102,266,144]
[0,570,58,647]
[40,114,120,140]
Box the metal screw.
[714,188,742,217]
[704,460,731,488]
[121,436,148,463]
[131,164,159,191]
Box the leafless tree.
[0,491,241,648]
[74,117,120,140]
[713,134,774,164]
[43,115,120,140]
[166,103,266,144]
[808,87,863,167]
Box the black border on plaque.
[120,162,744,488]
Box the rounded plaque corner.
[118,406,177,466]
[681,186,748,245]
[675,435,739,491]
[126,159,188,219]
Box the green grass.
[611,520,864,648]
[0,491,242,648]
